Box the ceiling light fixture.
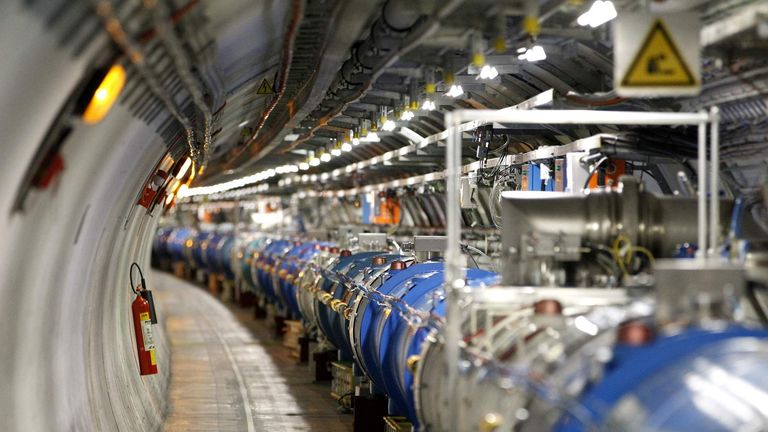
[446,84,464,98]
[478,64,500,79]
[577,1,617,28]
[517,45,547,62]
[362,131,380,143]
[382,119,397,131]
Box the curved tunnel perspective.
[2,0,768,431]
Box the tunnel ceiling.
[16,0,768,207]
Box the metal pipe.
[443,111,463,432]
[698,115,708,258]
[450,109,710,125]
[565,90,626,107]
[710,106,720,255]
[382,0,423,31]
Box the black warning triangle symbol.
[621,19,696,87]
[256,78,275,95]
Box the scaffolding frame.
[441,107,720,431]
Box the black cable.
[746,281,768,326]
[336,391,355,408]
[130,262,146,295]
[583,156,609,190]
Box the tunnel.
[2,0,768,431]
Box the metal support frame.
[442,108,718,431]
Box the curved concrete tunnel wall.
[0,4,171,431]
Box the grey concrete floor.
[154,271,353,432]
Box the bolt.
[533,299,563,315]
[617,320,654,346]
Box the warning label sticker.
[140,312,156,351]
[256,78,275,95]
[615,12,701,97]
[621,20,696,87]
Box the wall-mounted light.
[82,64,126,124]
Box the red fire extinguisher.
[130,263,158,376]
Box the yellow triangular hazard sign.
[621,19,696,87]
[256,78,274,95]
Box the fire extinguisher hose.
[130,262,146,294]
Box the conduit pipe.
[148,0,213,163]
[93,0,199,161]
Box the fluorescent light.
[331,148,342,156]
[477,65,499,79]
[574,316,599,336]
[284,134,300,141]
[446,84,464,98]
[577,1,617,28]
[238,120,250,128]
[341,142,353,152]
[382,120,396,131]
[517,45,546,62]
[320,152,331,162]
[176,157,193,179]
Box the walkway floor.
[154,271,353,432]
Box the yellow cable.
[612,233,656,278]
[612,235,630,277]
[632,246,656,265]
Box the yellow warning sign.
[621,19,696,87]
[256,78,275,95]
